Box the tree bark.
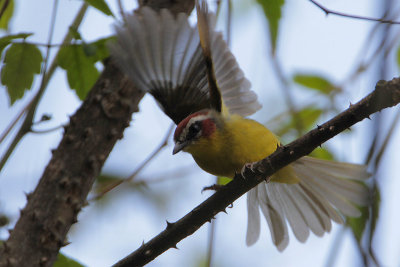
[0,1,195,266]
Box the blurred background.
[0,0,400,266]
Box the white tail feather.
[246,156,370,251]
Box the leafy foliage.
[84,0,114,17]
[0,0,14,30]
[275,106,323,137]
[256,0,285,53]
[293,73,340,95]
[58,44,99,100]
[57,37,112,100]
[347,204,369,242]
[1,42,43,105]
[0,33,32,57]
[54,253,84,267]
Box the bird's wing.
[246,157,370,251]
[109,2,261,124]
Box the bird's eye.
[187,122,201,139]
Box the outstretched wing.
[109,2,261,124]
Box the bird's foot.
[202,184,224,193]
[239,162,257,178]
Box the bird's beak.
[173,141,187,155]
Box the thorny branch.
[310,0,400,24]
[113,78,400,267]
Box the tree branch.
[309,0,400,24]
[113,78,400,267]
[0,1,195,266]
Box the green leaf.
[0,32,33,56]
[0,0,14,30]
[256,0,284,53]
[0,214,9,227]
[84,36,115,62]
[310,147,334,160]
[84,0,114,17]
[58,44,99,100]
[54,253,84,267]
[276,106,323,136]
[293,73,340,94]
[68,27,82,41]
[396,45,400,70]
[347,202,369,242]
[1,43,43,105]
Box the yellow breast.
[185,114,299,183]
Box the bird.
[109,0,370,251]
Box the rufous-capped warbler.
[109,0,370,251]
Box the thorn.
[24,192,33,201]
[171,244,178,250]
[107,128,119,140]
[317,124,322,130]
[93,94,102,103]
[166,220,174,229]
[59,177,69,188]
[71,215,78,224]
[349,102,354,107]
[69,115,77,126]
[40,257,48,266]
[98,154,106,162]
[62,240,71,247]
[221,209,227,214]
[64,135,74,144]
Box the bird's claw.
[202,184,224,193]
[240,162,257,178]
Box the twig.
[91,124,174,200]
[30,125,64,134]
[206,217,216,267]
[324,227,346,267]
[112,78,400,267]
[0,3,88,173]
[226,0,232,47]
[309,0,400,25]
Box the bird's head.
[173,109,220,155]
